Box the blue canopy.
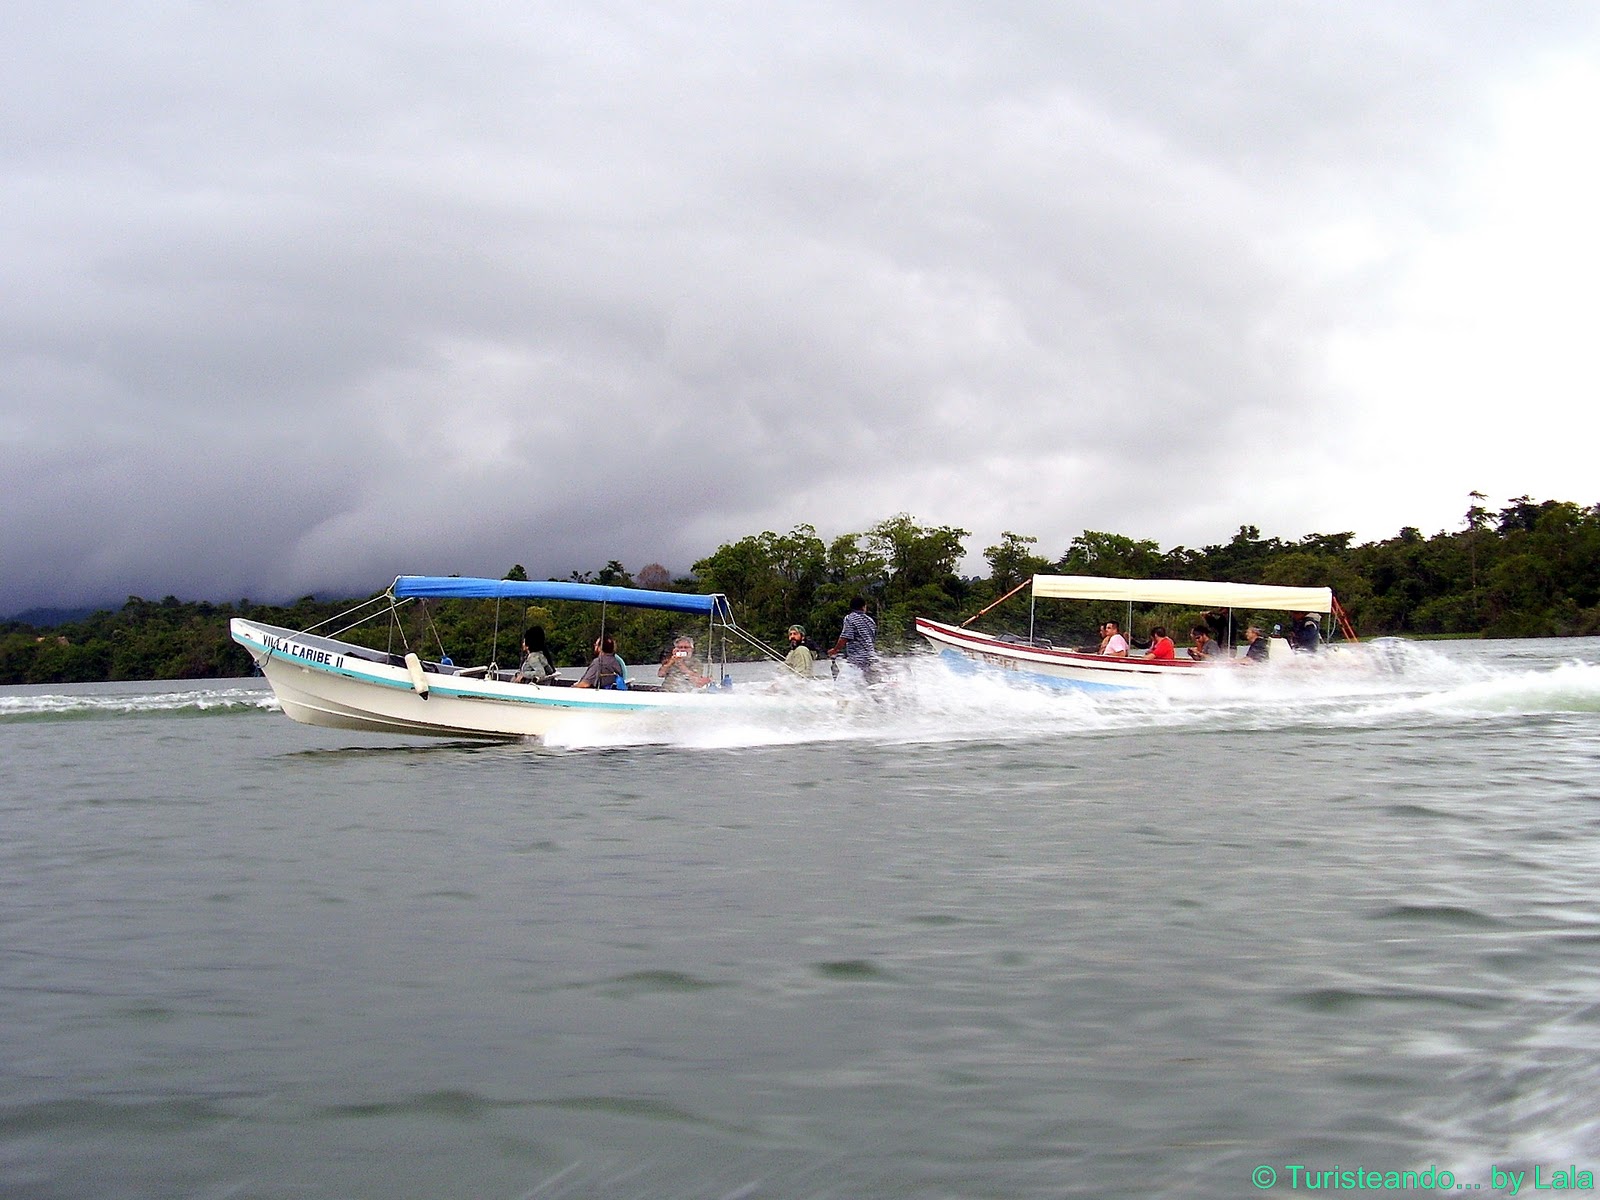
[391,575,731,619]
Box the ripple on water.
[813,959,895,982]
[1369,903,1504,929]
[576,970,730,998]
[1285,985,1505,1015]
[0,1095,243,1137]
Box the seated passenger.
[1241,625,1270,663]
[658,636,712,692]
[512,625,556,684]
[1143,625,1175,661]
[782,624,819,678]
[1188,625,1224,660]
[1097,620,1130,658]
[574,636,628,689]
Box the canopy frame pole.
[491,595,503,665]
[962,577,1033,628]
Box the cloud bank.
[3,2,1597,613]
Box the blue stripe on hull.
[937,649,1134,694]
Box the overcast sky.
[4,2,1598,615]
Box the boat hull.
[232,618,720,740]
[916,617,1218,691]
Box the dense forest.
[2,494,1597,685]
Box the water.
[3,639,1599,1199]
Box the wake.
[540,643,1600,750]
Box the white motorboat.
[232,575,761,741]
[917,575,1352,692]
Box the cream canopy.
[1030,575,1332,613]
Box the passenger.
[588,636,626,679]
[658,635,712,692]
[1143,625,1175,661]
[829,595,881,682]
[512,625,556,684]
[1290,611,1322,653]
[1241,625,1270,663]
[1188,625,1224,661]
[574,635,628,689]
[1098,620,1130,658]
[782,624,819,678]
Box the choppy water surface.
[3,638,1599,1198]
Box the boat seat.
[334,644,398,666]
[994,633,1053,649]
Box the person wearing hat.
[783,624,819,678]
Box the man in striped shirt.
[829,595,880,683]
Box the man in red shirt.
[1143,625,1176,661]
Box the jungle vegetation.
[2,494,1595,684]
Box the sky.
[4,2,1599,616]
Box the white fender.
[404,652,430,698]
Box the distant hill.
[2,499,1597,686]
[5,611,112,630]
[6,606,106,628]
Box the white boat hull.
[232,618,723,740]
[917,617,1235,691]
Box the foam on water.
[4,641,1596,747]
[0,682,276,721]
[543,643,1600,750]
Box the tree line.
[2,493,1596,685]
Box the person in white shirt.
[1097,620,1130,658]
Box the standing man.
[1289,612,1322,653]
[829,596,880,683]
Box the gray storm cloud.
[3,2,1596,613]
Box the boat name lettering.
[977,653,1021,671]
[265,634,344,668]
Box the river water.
[3,638,1599,1199]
